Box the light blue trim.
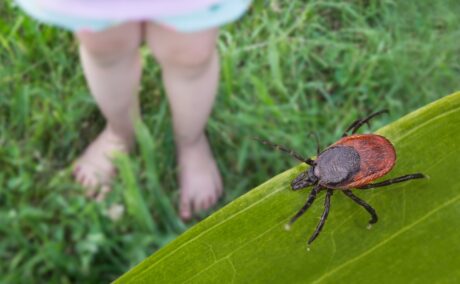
[156,0,252,32]
[15,0,252,33]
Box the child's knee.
[76,22,142,66]
[147,25,218,69]
[150,39,217,69]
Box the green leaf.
[115,92,460,283]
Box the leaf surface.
[115,92,460,283]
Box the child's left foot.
[73,126,132,201]
[178,134,223,220]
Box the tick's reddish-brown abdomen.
[332,134,396,189]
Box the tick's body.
[317,134,396,189]
[258,110,424,244]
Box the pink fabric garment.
[37,0,222,20]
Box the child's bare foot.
[178,134,223,220]
[73,126,132,201]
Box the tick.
[258,110,425,244]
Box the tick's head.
[291,167,318,190]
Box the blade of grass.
[115,153,157,234]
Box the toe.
[84,178,98,198]
[208,194,217,208]
[193,198,203,214]
[95,185,111,202]
[74,169,84,184]
[79,173,89,188]
[180,195,192,221]
[81,172,93,188]
[72,166,81,177]
[200,199,210,211]
[212,169,224,196]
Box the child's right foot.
[178,134,223,220]
[73,126,132,201]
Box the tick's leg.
[357,173,425,190]
[342,120,361,137]
[255,138,314,165]
[343,190,378,224]
[308,189,333,244]
[308,132,321,155]
[287,185,321,227]
[342,109,388,137]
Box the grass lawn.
[1,0,459,282]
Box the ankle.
[104,125,135,148]
[176,133,208,153]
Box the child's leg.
[145,23,223,220]
[74,22,143,200]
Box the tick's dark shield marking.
[257,110,425,245]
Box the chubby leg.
[145,23,222,220]
[74,23,143,200]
